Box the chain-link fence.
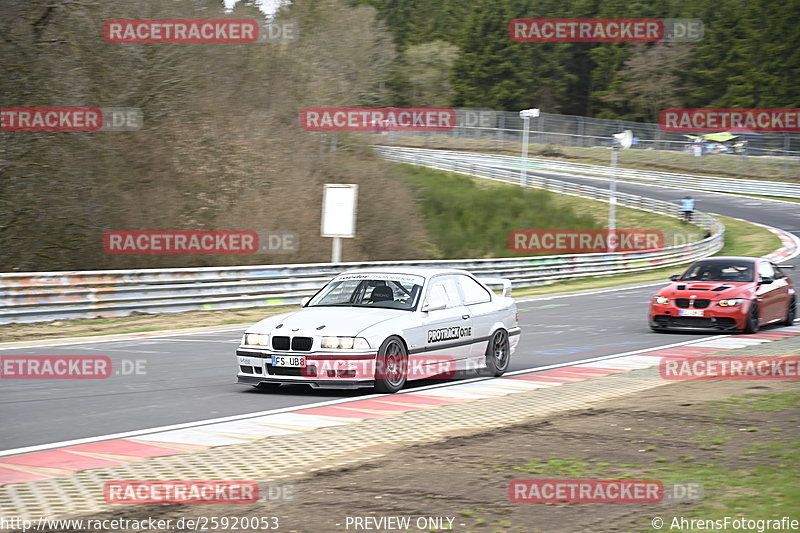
[371,109,800,180]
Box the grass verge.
[397,162,704,259]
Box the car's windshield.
[680,260,754,282]
[307,273,424,311]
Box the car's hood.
[247,306,407,337]
[656,281,753,298]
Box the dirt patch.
[34,377,798,533]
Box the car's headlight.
[654,296,670,305]
[244,333,270,346]
[718,298,744,307]
[321,336,370,350]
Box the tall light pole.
[609,130,633,252]
[519,108,539,187]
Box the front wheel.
[484,329,510,377]
[743,302,760,334]
[374,336,408,393]
[781,297,796,326]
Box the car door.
[769,262,792,322]
[756,261,783,323]
[410,276,473,372]
[456,274,496,358]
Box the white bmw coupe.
[236,267,520,393]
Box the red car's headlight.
[718,298,745,307]
[654,296,669,305]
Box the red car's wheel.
[743,302,759,334]
[782,297,797,326]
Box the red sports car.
[650,256,796,333]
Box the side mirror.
[300,297,311,307]
[670,274,680,281]
[759,277,774,285]
[422,298,447,312]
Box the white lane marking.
[185,420,298,437]
[413,388,497,399]
[444,382,536,395]
[485,379,552,390]
[248,413,351,428]
[691,339,769,348]
[134,429,251,446]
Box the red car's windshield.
[680,261,755,282]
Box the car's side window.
[427,277,462,309]
[458,275,492,305]
[758,262,776,280]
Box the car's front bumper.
[649,303,748,331]
[236,348,379,388]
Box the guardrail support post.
[609,147,619,252]
[520,116,530,187]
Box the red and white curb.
[1,324,798,485]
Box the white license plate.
[679,309,704,317]
[271,355,306,367]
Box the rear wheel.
[374,336,408,393]
[781,296,797,326]
[743,302,760,334]
[484,329,510,377]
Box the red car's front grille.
[675,298,710,309]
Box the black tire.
[484,329,511,377]
[743,302,760,334]
[781,296,797,326]
[374,336,408,394]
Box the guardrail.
[376,143,800,199]
[0,147,725,324]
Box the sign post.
[518,108,540,187]
[321,184,358,263]
[609,130,633,252]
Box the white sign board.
[321,184,358,238]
